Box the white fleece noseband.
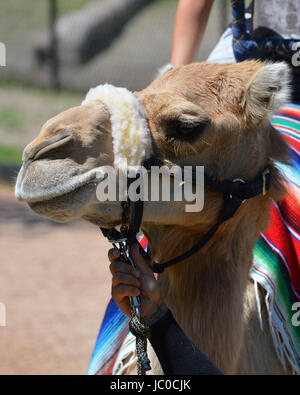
[82,84,152,170]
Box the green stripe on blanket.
[272,119,300,132]
[251,239,300,373]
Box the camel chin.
[15,157,124,226]
[27,183,95,223]
[15,158,97,223]
[16,167,122,227]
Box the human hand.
[109,242,161,319]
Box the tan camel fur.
[15,61,293,374]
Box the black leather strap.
[203,170,271,201]
[127,174,144,247]
[145,156,271,202]
[152,193,244,273]
[101,155,272,274]
[100,227,123,242]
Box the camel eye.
[166,120,208,142]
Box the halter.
[100,156,272,273]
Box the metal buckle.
[107,236,127,244]
[262,168,270,196]
[230,178,246,204]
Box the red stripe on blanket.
[279,108,300,122]
[282,134,300,153]
[279,193,300,234]
[264,196,300,297]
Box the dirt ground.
[0,183,112,375]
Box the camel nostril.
[33,135,74,161]
[23,133,74,163]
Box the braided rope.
[129,315,151,375]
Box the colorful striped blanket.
[250,105,300,373]
[87,104,300,375]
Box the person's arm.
[147,307,221,375]
[171,0,214,67]
[108,243,222,375]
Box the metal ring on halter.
[230,178,246,203]
[232,178,246,184]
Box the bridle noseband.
[100,156,272,274]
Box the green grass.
[0,77,84,99]
[0,144,22,166]
[58,0,94,15]
[0,0,92,16]
[0,108,23,131]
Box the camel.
[15,60,294,374]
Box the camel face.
[15,61,290,227]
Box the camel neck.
[144,200,267,373]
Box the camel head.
[15,61,291,255]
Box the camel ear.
[243,62,291,123]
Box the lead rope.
[101,200,151,375]
[121,201,151,375]
[129,316,151,375]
